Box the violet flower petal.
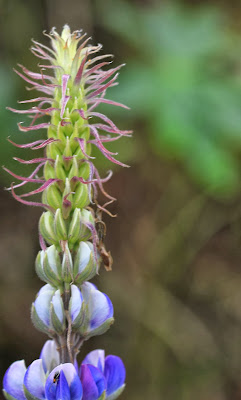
[3,360,26,400]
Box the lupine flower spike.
[3,25,130,400]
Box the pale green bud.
[61,242,73,283]
[45,184,62,210]
[62,178,73,219]
[79,209,95,240]
[72,183,89,209]
[55,155,66,181]
[39,212,58,246]
[73,241,98,285]
[44,161,55,181]
[35,245,62,287]
[50,290,66,334]
[68,156,79,181]
[54,208,68,241]
[68,208,82,246]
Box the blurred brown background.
[2,0,241,399]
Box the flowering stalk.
[3,25,130,400]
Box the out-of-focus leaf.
[97,0,241,198]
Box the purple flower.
[45,364,83,400]
[82,350,126,400]
[80,364,106,400]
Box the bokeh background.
[1,0,241,399]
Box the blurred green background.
[2,0,241,399]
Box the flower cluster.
[3,25,130,400]
[3,340,125,400]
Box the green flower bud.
[45,184,62,210]
[61,242,73,283]
[73,241,98,285]
[44,161,55,181]
[62,179,73,213]
[50,290,66,334]
[46,141,62,159]
[68,208,82,247]
[35,251,48,283]
[79,162,90,181]
[79,209,95,241]
[35,245,62,287]
[54,208,68,241]
[39,212,58,245]
[55,155,67,181]
[72,183,89,209]
[68,156,79,181]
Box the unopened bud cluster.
[3,25,130,400]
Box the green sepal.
[84,317,115,339]
[73,183,89,209]
[44,161,55,181]
[43,252,60,287]
[74,245,97,285]
[62,178,73,219]
[39,212,58,245]
[62,120,73,137]
[63,136,73,166]
[51,109,61,127]
[2,390,18,400]
[47,124,58,140]
[79,209,95,240]
[46,141,62,159]
[74,145,84,159]
[54,208,68,240]
[45,184,62,210]
[61,243,73,283]
[55,155,66,181]
[23,385,43,400]
[68,156,79,181]
[46,245,62,278]
[69,124,80,153]
[35,251,48,283]
[106,385,125,400]
[50,302,65,334]
[57,123,67,143]
[31,304,50,335]
[68,208,81,245]
[69,299,85,331]
[97,390,106,400]
[78,161,90,180]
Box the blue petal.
[81,283,113,330]
[69,285,83,323]
[55,371,70,400]
[24,359,46,400]
[104,356,126,397]
[46,364,82,400]
[3,360,26,400]
[51,290,64,324]
[88,365,106,397]
[40,340,60,374]
[90,292,113,330]
[80,365,98,400]
[82,350,105,373]
[34,285,54,326]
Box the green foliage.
[98,1,241,197]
